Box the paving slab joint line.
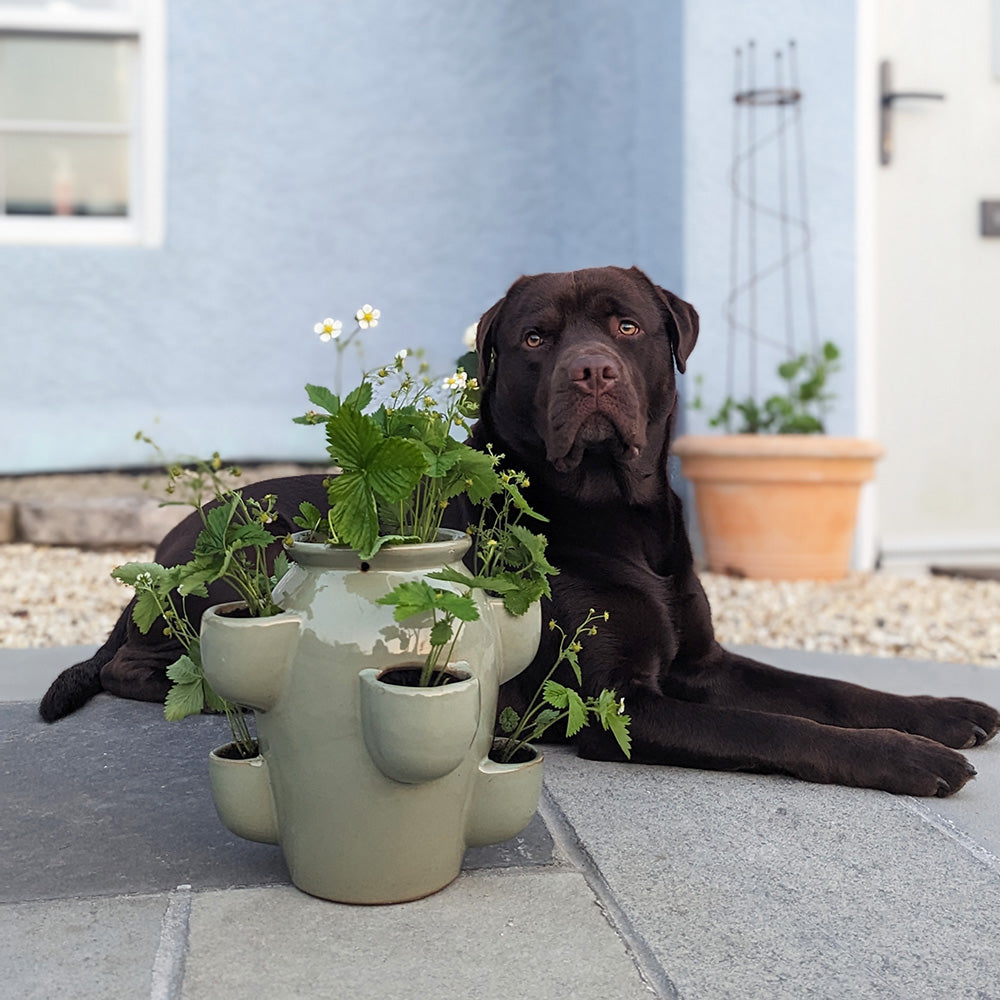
[149,884,193,1000]
[899,796,1000,876]
[538,787,679,1000]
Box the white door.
[862,0,1000,570]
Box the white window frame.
[0,0,165,246]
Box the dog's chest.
[547,515,683,624]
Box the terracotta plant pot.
[672,435,883,580]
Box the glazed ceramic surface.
[201,530,542,904]
[207,745,279,845]
[359,663,481,784]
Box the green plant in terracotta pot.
[694,340,841,435]
[675,340,882,581]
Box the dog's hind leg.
[38,600,133,722]
[98,635,175,705]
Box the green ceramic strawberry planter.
[200,529,543,904]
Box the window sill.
[0,215,160,247]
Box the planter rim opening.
[283,528,471,570]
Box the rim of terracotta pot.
[283,527,471,570]
[672,434,883,461]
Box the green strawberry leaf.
[326,471,380,558]
[166,654,202,685]
[304,383,341,415]
[376,579,438,620]
[164,678,206,721]
[131,589,163,634]
[499,706,521,734]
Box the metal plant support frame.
[726,40,819,405]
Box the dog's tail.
[38,601,132,722]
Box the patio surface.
[3,643,1000,999]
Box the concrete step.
[0,464,326,547]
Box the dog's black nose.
[569,353,620,392]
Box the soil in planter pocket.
[214,741,261,761]
[377,666,467,688]
[488,741,537,765]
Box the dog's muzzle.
[545,348,645,472]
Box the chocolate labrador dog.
[41,266,999,797]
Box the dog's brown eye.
[618,320,640,336]
[524,330,543,348]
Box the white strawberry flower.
[355,305,380,329]
[442,370,469,393]
[314,318,342,342]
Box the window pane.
[0,35,133,123]
[1,132,128,215]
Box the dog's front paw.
[903,696,1000,750]
[852,730,978,797]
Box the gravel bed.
[1,544,998,667]
[1,544,155,649]
[700,571,1000,668]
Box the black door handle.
[879,60,945,165]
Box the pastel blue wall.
[681,1,857,435]
[0,0,684,473]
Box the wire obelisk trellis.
[726,39,819,406]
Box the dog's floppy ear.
[474,296,506,388]
[653,285,699,374]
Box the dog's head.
[473,266,698,503]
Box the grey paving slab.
[5,643,1000,1000]
[732,643,1000,700]
[1,697,290,902]
[541,646,1000,1000]
[1,693,554,905]
[0,892,168,1000]
[544,748,1000,1000]
[180,874,655,1000]
[0,644,98,703]
[735,645,1000,859]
